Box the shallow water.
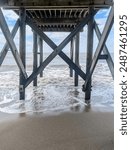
[0,53,114,114]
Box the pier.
[0,0,114,102]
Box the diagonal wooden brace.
[0,19,19,66]
[24,11,98,87]
[0,9,28,79]
[26,17,87,82]
[82,6,114,92]
[94,21,114,78]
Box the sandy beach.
[0,110,114,150]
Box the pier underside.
[0,0,114,101]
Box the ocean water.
[0,52,114,114]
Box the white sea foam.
[0,53,114,114]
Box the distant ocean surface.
[0,52,114,114]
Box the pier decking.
[0,0,114,101]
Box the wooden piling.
[39,37,43,77]
[33,31,38,86]
[85,7,94,101]
[74,32,80,86]
[70,38,74,77]
[19,8,26,100]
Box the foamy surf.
[0,60,114,114]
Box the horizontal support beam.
[34,18,82,25]
[0,9,28,79]
[41,28,75,32]
[83,6,114,91]
[94,21,114,78]
[1,0,113,8]
[98,54,108,59]
[3,6,110,11]
[0,19,19,66]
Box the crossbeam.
[24,12,97,87]
[98,54,108,59]
[0,9,28,79]
[0,19,19,66]
[26,16,86,81]
[83,6,114,91]
[94,21,114,78]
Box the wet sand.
[0,111,114,150]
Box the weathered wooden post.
[33,31,38,86]
[85,7,94,101]
[74,32,80,86]
[39,37,43,77]
[70,38,74,77]
[19,8,26,100]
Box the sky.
[0,8,114,54]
